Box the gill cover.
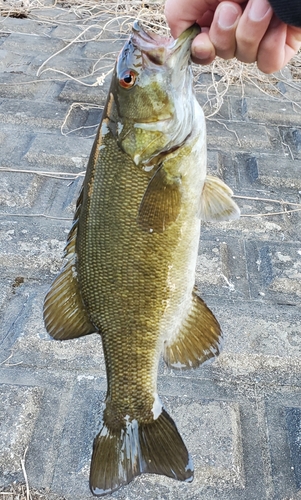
[112,22,200,165]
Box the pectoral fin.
[200,175,240,222]
[137,166,181,233]
[163,292,222,369]
[43,188,96,340]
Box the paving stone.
[279,126,301,160]
[157,378,267,500]
[243,97,301,126]
[0,367,76,491]
[264,389,301,498]
[172,400,244,488]
[50,379,105,498]
[240,155,301,190]
[205,214,287,243]
[245,240,301,302]
[59,105,102,138]
[0,384,43,480]
[32,55,97,80]
[30,7,80,22]
[0,127,36,167]
[0,49,33,74]
[286,407,301,489]
[0,172,43,208]
[2,283,106,375]
[205,298,301,386]
[50,19,116,42]
[0,99,69,129]
[80,38,125,60]
[0,73,64,100]
[196,92,231,121]
[0,281,11,310]
[0,16,54,36]
[58,80,110,105]
[1,32,65,56]
[50,24,93,41]
[196,237,249,300]
[206,120,272,152]
[207,150,223,177]
[24,133,93,168]
[0,219,68,278]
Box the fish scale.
[77,130,169,422]
[43,21,240,496]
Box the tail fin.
[89,409,193,496]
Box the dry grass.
[0,484,66,500]
[0,450,66,500]
[1,0,300,117]
[0,0,300,223]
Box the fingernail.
[217,4,240,29]
[192,42,212,60]
[249,0,272,21]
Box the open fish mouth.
[131,21,200,66]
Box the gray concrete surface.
[1,6,301,500]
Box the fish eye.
[119,70,137,89]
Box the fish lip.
[132,20,174,48]
[131,21,200,65]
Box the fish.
[43,21,240,497]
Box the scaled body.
[44,22,239,496]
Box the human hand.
[165,0,301,74]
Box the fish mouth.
[131,21,200,66]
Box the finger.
[164,0,216,38]
[257,19,301,73]
[191,31,216,65]
[235,0,273,63]
[208,2,242,60]
[285,27,301,65]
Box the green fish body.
[44,22,240,496]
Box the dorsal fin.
[43,187,96,340]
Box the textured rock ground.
[0,6,301,500]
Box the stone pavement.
[1,5,301,500]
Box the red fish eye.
[119,70,137,89]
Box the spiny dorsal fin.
[201,175,240,222]
[137,166,181,233]
[43,187,96,340]
[89,409,193,496]
[163,292,223,369]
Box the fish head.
[109,21,200,166]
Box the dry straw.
[1,0,300,113]
[0,0,301,223]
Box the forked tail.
[89,409,193,496]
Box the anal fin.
[90,409,193,496]
[164,292,222,369]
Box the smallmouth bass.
[44,22,240,496]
